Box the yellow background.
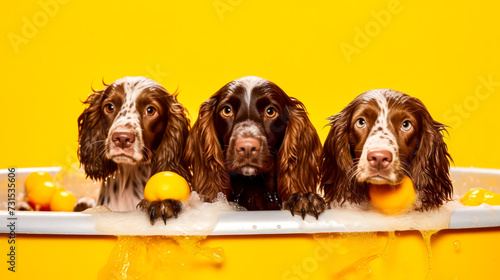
[1,0,499,170]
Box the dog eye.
[265,107,278,118]
[145,106,157,117]
[104,103,115,114]
[221,106,233,117]
[401,120,412,131]
[355,118,366,129]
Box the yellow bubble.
[369,176,415,215]
[453,240,462,251]
[27,181,57,210]
[50,189,76,212]
[144,171,190,201]
[460,188,500,206]
[24,171,53,193]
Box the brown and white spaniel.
[320,89,453,211]
[183,76,325,219]
[77,76,190,214]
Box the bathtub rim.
[1,166,500,236]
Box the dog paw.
[73,197,96,212]
[283,192,326,220]
[137,199,183,225]
[16,201,33,211]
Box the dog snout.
[235,137,261,156]
[367,149,392,170]
[112,132,135,149]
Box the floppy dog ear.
[410,99,453,210]
[78,88,117,181]
[151,89,191,182]
[277,98,322,202]
[184,95,230,201]
[320,103,368,205]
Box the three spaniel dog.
[78,77,452,222]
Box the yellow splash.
[382,231,396,258]
[312,230,438,279]
[172,235,225,263]
[98,235,224,280]
[313,232,388,279]
[53,144,81,183]
[419,230,439,280]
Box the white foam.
[298,201,465,233]
[91,192,239,235]
[90,195,465,235]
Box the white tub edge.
[1,206,500,236]
[1,166,500,236]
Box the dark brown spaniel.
[185,76,325,218]
[321,89,453,211]
[77,76,190,215]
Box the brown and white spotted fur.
[321,89,453,211]
[77,76,190,211]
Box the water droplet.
[277,225,281,229]
[453,240,461,251]
[252,225,257,229]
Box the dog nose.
[235,137,261,156]
[367,149,393,170]
[112,132,135,149]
